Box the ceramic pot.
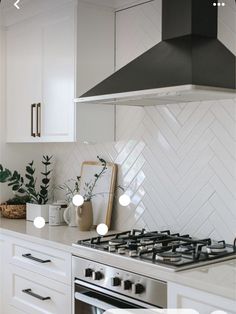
[26,203,49,222]
[78,201,93,231]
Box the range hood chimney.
[76,0,236,106]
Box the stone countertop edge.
[0,217,235,301]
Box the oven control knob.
[92,271,103,281]
[132,283,145,294]
[84,268,93,277]
[111,277,121,286]
[122,280,132,290]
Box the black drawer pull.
[31,104,36,137]
[22,289,51,301]
[22,253,51,264]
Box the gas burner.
[109,246,116,252]
[206,241,227,254]
[117,247,126,254]
[175,245,193,253]
[75,229,236,271]
[129,250,138,257]
[140,239,154,245]
[156,252,182,262]
[109,239,125,246]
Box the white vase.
[26,203,49,222]
[63,203,79,227]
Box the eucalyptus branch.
[83,156,107,201]
[0,155,53,205]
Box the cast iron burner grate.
[74,229,236,271]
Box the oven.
[72,256,167,314]
[74,279,149,313]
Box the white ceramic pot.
[26,203,49,222]
[63,203,79,227]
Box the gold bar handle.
[31,104,36,137]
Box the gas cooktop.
[73,229,236,271]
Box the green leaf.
[25,174,33,180]
[42,178,49,185]
[17,188,26,194]
[12,184,20,191]
[0,170,12,183]
[26,166,34,175]
[8,180,19,187]
[40,189,47,196]
[42,162,51,166]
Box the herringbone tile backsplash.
[44,99,236,243]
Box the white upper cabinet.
[6,19,42,142]
[6,0,115,143]
[40,5,75,142]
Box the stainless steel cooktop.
[73,229,236,271]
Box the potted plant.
[56,156,107,230]
[0,155,52,221]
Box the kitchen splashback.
[43,98,236,243]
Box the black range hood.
[75,0,236,106]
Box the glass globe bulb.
[72,194,84,206]
[34,216,45,229]
[119,194,131,206]
[96,223,108,236]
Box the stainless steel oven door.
[74,280,147,314]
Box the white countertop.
[0,217,235,301]
[0,217,99,252]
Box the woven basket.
[0,204,26,219]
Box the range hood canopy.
[76,0,236,106]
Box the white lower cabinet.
[5,265,71,314]
[2,235,72,314]
[168,282,236,314]
[6,237,71,285]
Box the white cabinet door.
[6,264,71,314]
[6,2,75,143]
[40,3,75,142]
[168,282,236,314]
[6,20,42,143]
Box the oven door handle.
[74,292,118,311]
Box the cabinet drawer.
[7,238,71,285]
[6,265,71,314]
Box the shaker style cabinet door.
[40,3,75,142]
[6,2,75,143]
[6,21,42,143]
[168,282,236,314]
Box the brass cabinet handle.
[36,103,41,137]
[22,289,51,301]
[31,104,36,137]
